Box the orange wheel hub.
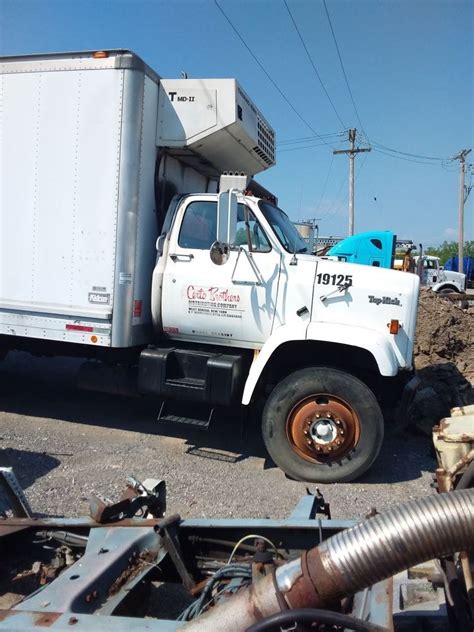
[286,394,361,463]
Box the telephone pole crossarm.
[333,148,371,155]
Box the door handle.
[169,253,194,261]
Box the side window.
[178,201,217,250]
[235,205,271,253]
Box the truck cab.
[139,178,420,483]
[327,230,396,269]
[416,256,466,294]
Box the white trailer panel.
[1,68,123,312]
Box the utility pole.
[333,129,371,236]
[453,149,471,275]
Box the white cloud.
[443,227,457,238]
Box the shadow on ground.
[1,352,436,484]
[0,448,61,491]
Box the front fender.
[241,321,308,405]
[306,322,400,375]
[241,322,399,405]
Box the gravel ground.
[0,352,437,521]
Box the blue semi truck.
[327,231,396,269]
[327,231,467,294]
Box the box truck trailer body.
[0,50,274,350]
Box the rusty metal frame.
[0,492,454,630]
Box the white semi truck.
[416,256,466,294]
[0,50,420,483]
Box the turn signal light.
[93,51,109,59]
[388,319,400,334]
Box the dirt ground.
[410,289,473,433]
[415,289,473,376]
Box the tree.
[425,241,474,265]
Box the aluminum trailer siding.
[0,51,160,349]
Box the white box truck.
[0,50,420,483]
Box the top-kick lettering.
[368,295,402,306]
[187,286,240,303]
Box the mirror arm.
[243,206,253,253]
[231,247,264,285]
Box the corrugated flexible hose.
[307,487,473,599]
[181,489,474,630]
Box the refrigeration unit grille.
[255,117,275,165]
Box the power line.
[358,151,369,174]
[367,138,451,162]
[283,0,347,129]
[214,0,336,149]
[315,155,335,212]
[278,131,346,146]
[372,147,445,166]
[442,161,459,172]
[282,131,455,164]
[319,174,347,222]
[322,0,369,142]
[279,141,343,153]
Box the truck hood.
[309,259,420,370]
[444,270,466,285]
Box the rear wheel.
[262,367,384,483]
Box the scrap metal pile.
[1,447,473,631]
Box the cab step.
[139,346,249,406]
[157,401,214,430]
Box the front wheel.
[262,367,384,483]
[436,285,459,295]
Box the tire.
[262,367,384,483]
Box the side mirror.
[210,241,230,266]
[216,190,238,247]
[156,234,166,256]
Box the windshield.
[258,201,309,254]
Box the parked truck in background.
[0,50,420,483]
[444,256,474,289]
[327,231,395,269]
[415,255,466,294]
[328,231,466,294]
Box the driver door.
[161,197,281,347]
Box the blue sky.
[1,0,472,245]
